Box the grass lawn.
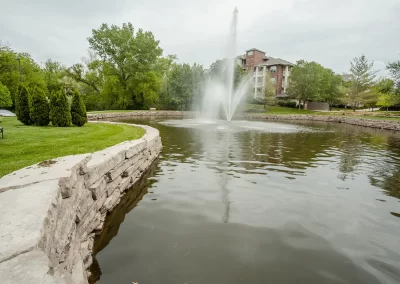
[0,117,145,177]
[237,104,318,114]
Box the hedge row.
[15,86,87,127]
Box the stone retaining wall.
[88,111,193,120]
[0,122,162,284]
[240,114,400,131]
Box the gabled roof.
[256,57,294,67]
[342,74,353,82]
[246,48,266,54]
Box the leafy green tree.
[0,81,12,108]
[30,87,50,126]
[87,23,163,109]
[42,59,63,94]
[319,69,344,109]
[348,55,377,111]
[160,62,205,110]
[387,60,400,90]
[50,90,71,127]
[0,46,46,106]
[375,79,399,111]
[15,85,32,125]
[377,93,398,111]
[71,89,87,126]
[262,71,276,109]
[287,60,326,109]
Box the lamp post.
[15,57,22,83]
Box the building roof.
[342,74,353,82]
[246,48,266,54]
[256,57,294,67]
[236,54,246,59]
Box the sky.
[0,0,399,76]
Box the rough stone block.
[105,175,122,197]
[88,176,106,200]
[123,159,143,177]
[101,190,121,214]
[119,176,133,193]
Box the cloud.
[0,0,399,74]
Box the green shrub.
[50,90,71,127]
[0,82,13,108]
[71,89,87,127]
[30,87,50,126]
[15,85,32,125]
[277,100,297,108]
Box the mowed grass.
[239,104,400,121]
[0,117,145,177]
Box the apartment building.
[237,48,294,98]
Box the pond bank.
[0,122,162,284]
[240,113,400,131]
[88,111,400,132]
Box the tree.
[71,89,87,126]
[377,93,397,111]
[387,60,400,90]
[50,90,71,127]
[87,23,163,109]
[0,47,46,107]
[160,62,205,110]
[42,59,63,94]
[375,78,399,111]
[348,54,377,111]
[15,85,32,125]
[0,81,12,108]
[30,87,50,126]
[262,71,276,109]
[287,60,326,109]
[319,69,344,110]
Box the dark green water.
[90,118,400,284]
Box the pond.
[90,118,400,284]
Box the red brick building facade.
[237,48,294,98]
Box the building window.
[270,66,277,73]
[271,78,276,84]
[258,66,263,72]
[257,77,263,83]
[247,51,253,56]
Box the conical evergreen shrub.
[30,87,50,126]
[15,85,32,125]
[71,89,87,127]
[49,90,71,127]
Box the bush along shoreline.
[14,85,87,127]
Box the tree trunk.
[298,100,301,110]
[387,107,389,111]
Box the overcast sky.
[1,0,399,76]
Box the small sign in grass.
[0,117,145,177]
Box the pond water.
[90,118,400,284]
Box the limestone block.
[95,192,107,211]
[76,205,97,238]
[106,157,135,181]
[76,191,94,224]
[0,250,75,284]
[58,177,72,199]
[119,176,133,193]
[125,141,146,159]
[123,159,144,177]
[105,175,122,197]
[0,179,59,263]
[101,189,121,214]
[88,176,107,200]
[85,146,129,187]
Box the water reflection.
[92,118,400,284]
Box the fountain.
[200,7,252,122]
